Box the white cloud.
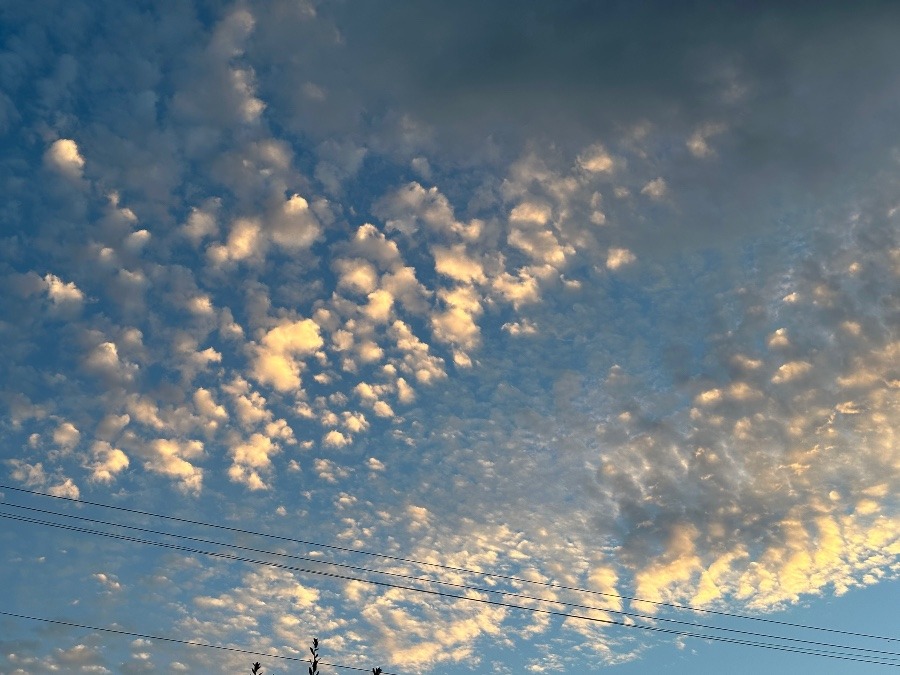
[334,258,379,294]
[44,138,85,179]
[640,177,667,199]
[252,318,324,392]
[430,285,483,355]
[389,320,446,384]
[269,193,322,250]
[376,182,475,237]
[143,439,205,492]
[5,459,47,486]
[687,122,726,158]
[43,273,85,306]
[577,144,616,173]
[314,457,350,483]
[50,421,80,451]
[771,360,813,383]
[228,433,279,490]
[182,201,220,244]
[48,478,80,499]
[605,247,636,270]
[323,429,351,447]
[208,218,264,265]
[88,441,130,483]
[432,245,486,284]
[194,388,228,421]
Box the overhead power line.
[2,501,898,661]
[2,510,899,668]
[1,482,896,645]
[0,610,396,674]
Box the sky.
[1,0,899,673]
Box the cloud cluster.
[1,1,899,672]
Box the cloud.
[228,432,278,490]
[432,245,485,284]
[43,273,85,307]
[52,421,80,450]
[605,247,636,270]
[44,138,85,179]
[251,318,324,392]
[88,441,130,483]
[640,177,667,200]
[207,218,264,265]
[323,429,351,448]
[269,193,322,250]
[2,2,900,671]
[141,439,205,493]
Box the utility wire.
[2,501,898,661]
[2,482,896,645]
[0,610,395,674]
[2,511,899,668]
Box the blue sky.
[1,1,899,672]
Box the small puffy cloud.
[432,245,485,284]
[367,457,385,471]
[48,478,80,499]
[93,572,122,592]
[44,138,85,179]
[252,318,324,392]
[634,523,702,608]
[95,413,131,441]
[270,194,322,250]
[314,457,350,483]
[224,378,272,429]
[144,439,204,492]
[502,319,538,336]
[194,388,228,420]
[334,258,379,294]
[89,441,130,483]
[640,177,667,199]
[411,156,432,179]
[84,341,133,383]
[315,139,368,193]
[228,433,279,490]
[605,247,636,270]
[492,270,540,308]
[507,204,572,266]
[323,429,351,447]
[687,122,726,158]
[771,360,813,383]
[232,67,266,122]
[389,320,446,384]
[187,294,215,315]
[406,504,430,528]
[52,422,81,450]
[356,339,384,363]
[207,218,264,265]
[182,201,220,244]
[431,285,483,353]
[342,411,369,433]
[767,328,790,349]
[372,400,395,418]
[345,223,403,268]
[381,266,430,314]
[363,288,395,324]
[6,459,47,486]
[396,377,415,403]
[43,273,85,307]
[509,201,552,225]
[124,229,151,252]
[578,144,615,173]
[376,182,465,236]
